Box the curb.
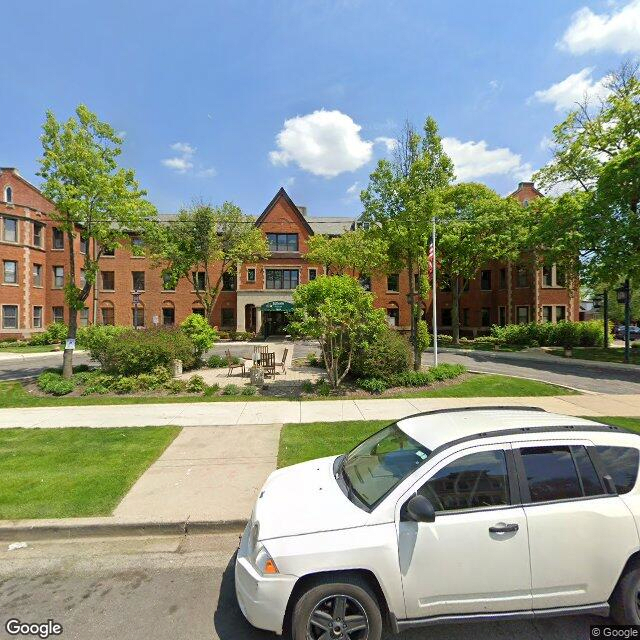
[0,518,247,542]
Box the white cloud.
[374,136,397,153]
[559,0,640,54]
[269,109,373,177]
[346,182,359,195]
[442,137,532,182]
[162,142,215,177]
[532,68,611,111]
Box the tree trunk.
[452,276,460,345]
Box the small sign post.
[65,338,76,351]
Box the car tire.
[610,560,640,624]
[290,574,383,640]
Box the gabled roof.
[254,187,315,235]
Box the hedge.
[490,320,606,348]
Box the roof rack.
[397,406,546,422]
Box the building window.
[80,269,87,288]
[516,306,529,324]
[102,245,115,256]
[52,228,64,249]
[132,271,145,291]
[387,274,400,292]
[266,233,298,252]
[162,273,174,291]
[499,268,507,289]
[543,306,553,323]
[52,306,64,323]
[556,267,566,288]
[481,307,491,327]
[33,264,42,287]
[131,235,143,249]
[308,268,317,281]
[101,271,115,291]
[79,307,90,327]
[79,235,88,254]
[556,306,566,322]
[359,275,371,291]
[542,265,553,287]
[193,271,206,291]
[441,308,452,326]
[132,306,145,328]
[2,305,18,329]
[33,306,43,329]
[386,305,399,327]
[33,223,43,247]
[3,217,17,243]
[462,308,469,327]
[3,260,17,284]
[53,266,64,289]
[192,307,205,317]
[247,268,256,283]
[516,266,529,288]
[162,307,175,326]
[498,306,506,327]
[4,186,13,203]
[221,308,235,327]
[265,269,299,290]
[101,305,115,325]
[222,272,236,291]
[480,270,492,291]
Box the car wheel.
[610,561,640,624]
[291,575,382,640]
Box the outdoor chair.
[263,351,276,378]
[278,348,288,374]
[226,349,246,377]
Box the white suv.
[235,407,640,639]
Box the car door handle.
[489,523,519,534]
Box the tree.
[437,183,527,343]
[38,105,156,378]
[534,63,640,288]
[147,202,270,323]
[289,275,386,388]
[304,229,389,276]
[361,118,454,369]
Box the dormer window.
[266,233,298,252]
[4,186,12,203]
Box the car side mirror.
[406,495,436,523]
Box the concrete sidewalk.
[0,394,639,430]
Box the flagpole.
[432,215,438,367]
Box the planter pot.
[250,366,265,387]
[564,347,573,358]
[493,344,501,351]
[171,359,183,378]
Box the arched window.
[387,303,400,327]
[162,301,175,326]
[4,186,12,203]
[100,301,115,326]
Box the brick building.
[0,167,576,339]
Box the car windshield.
[341,423,431,509]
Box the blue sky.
[2,0,638,217]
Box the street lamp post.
[132,290,141,329]
[616,280,631,364]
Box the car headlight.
[252,543,279,575]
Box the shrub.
[217,330,230,340]
[45,322,69,343]
[387,371,435,387]
[151,365,171,383]
[577,320,605,347]
[207,354,229,368]
[180,313,218,359]
[136,373,163,391]
[94,328,196,375]
[436,333,453,345]
[490,321,604,348]
[358,378,388,394]
[315,380,332,396]
[429,363,466,381]
[37,371,74,396]
[305,353,324,368]
[110,376,139,394]
[204,383,220,396]
[164,379,188,394]
[186,375,207,393]
[231,331,253,341]
[302,381,315,394]
[351,326,411,380]
[416,320,431,352]
[241,385,257,396]
[473,335,500,346]
[77,325,128,356]
[222,384,240,395]
[554,321,581,348]
[28,332,50,346]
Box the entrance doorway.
[263,311,290,337]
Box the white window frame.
[33,306,43,328]
[3,260,18,284]
[2,304,19,329]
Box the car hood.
[253,456,370,541]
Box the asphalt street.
[0,533,599,640]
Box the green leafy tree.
[38,105,156,378]
[304,229,389,276]
[361,118,454,368]
[534,63,640,288]
[146,202,270,323]
[437,183,528,344]
[289,275,387,388]
[180,313,219,360]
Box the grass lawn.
[0,426,180,520]
[278,416,640,468]
[548,347,640,365]
[0,344,60,354]
[392,374,577,398]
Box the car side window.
[595,446,640,495]
[520,446,582,502]
[571,446,604,496]
[417,450,510,512]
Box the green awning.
[261,301,294,312]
